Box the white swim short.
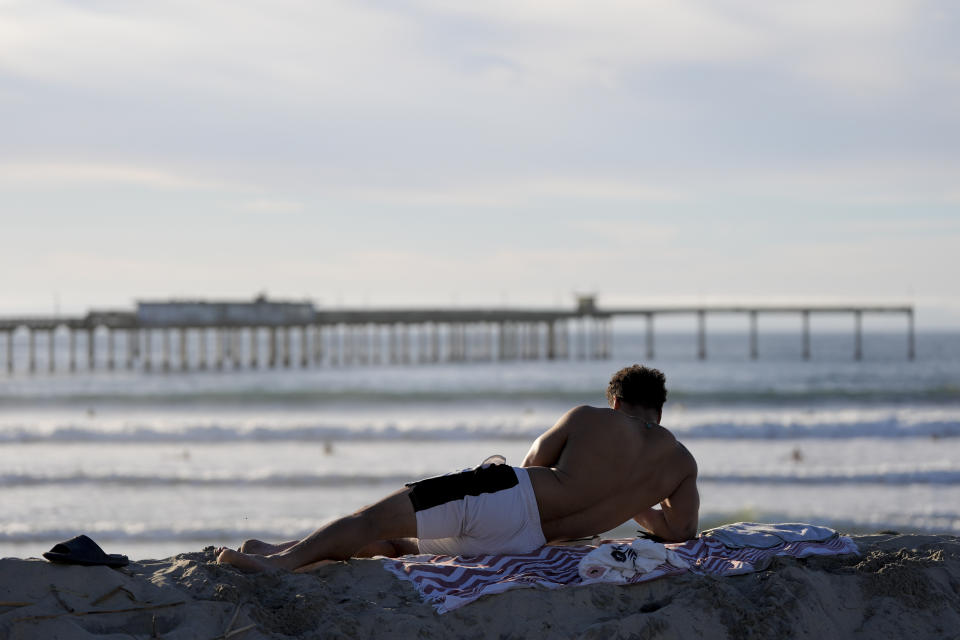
[406,464,546,556]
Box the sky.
[1,0,958,328]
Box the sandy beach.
[1,532,957,639]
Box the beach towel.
[382,530,858,613]
[700,522,839,549]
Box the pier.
[0,296,914,375]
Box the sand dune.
[1,533,957,639]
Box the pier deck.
[0,298,915,374]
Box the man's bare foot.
[217,548,286,572]
[238,539,296,555]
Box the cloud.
[660,161,960,206]
[0,1,452,108]
[0,161,224,189]
[237,198,306,214]
[343,177,684,207]
[409,0,770,89]
[0,0,939,106]
[409,0,930,100]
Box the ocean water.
[1,329,958,561]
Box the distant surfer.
[217,364,699,572]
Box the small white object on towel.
[578,538,689,583]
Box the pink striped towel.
[381,534,858,613]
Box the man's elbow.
[675,527,698,542]
[676,520,699,542]
[659,530,693,544]
[664,517,698,542]
[521,442,542,467]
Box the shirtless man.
[217,365,699,572]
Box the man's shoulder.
[561,405,616,427]
[671,439,699,474]
[566,404,609,416]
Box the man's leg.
[217,487,418,572]
[237,536,417,559]
[290,538,419,573]
[354,538,419,558]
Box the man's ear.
[657,408,663,423]
[612,397,622,410]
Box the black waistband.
[407,465,519,512]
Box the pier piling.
[854,311,863,361]
[212,328,220,369]
[28,328,36,373]
[313,326,324,364]
[268,327,277,368]
[908,310,915,360]
[646,314,655,360]
[162,329,171,372]
[199,329,208,370]
[126,330,135,369]
[179,328,188,371]
[341,325,352,365]
[300,326,309,367]
[107,329,115,370]
[418,324,428,363]
[224,329,234,368]
[697,311,707,360]
[388,325,397,364]
[330,325,341,366]
[547,322,557,360]
[144,330,152,372]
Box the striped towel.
[381,534,858,613]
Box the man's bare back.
[523,405,699,543]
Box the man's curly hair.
[605,365,667,410]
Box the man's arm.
[521,424,567,467]
[634,472,700,542]
[522,406,586,467]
